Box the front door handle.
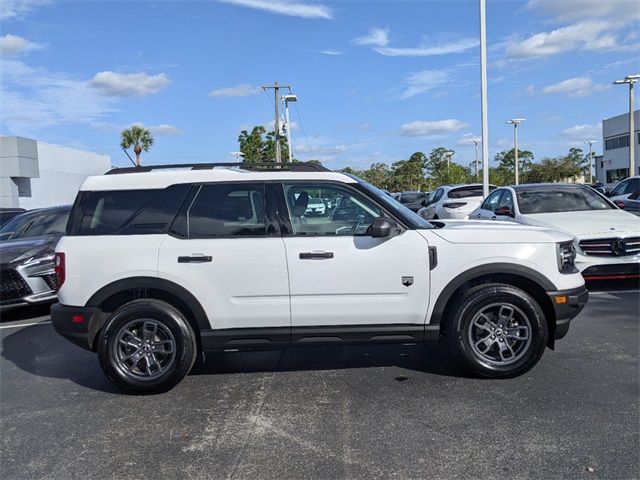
[299,251,334,260]
[178,255,212,263]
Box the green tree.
[425,147,470,186]
[238,126,290,162]
[494,148,534,181]
[120,125,154,166]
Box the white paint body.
[57,170,585,330]
[418,185,489,220]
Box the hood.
[0,236,60,265]
[424,220,571,244]
[523,210,640,238]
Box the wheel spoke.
[473,314,496,333]
[143,321,158,341]
[151,340,174,354]
[497,305,515,326]
[506,325,529,340]
[475,335,495,352]
[119,338,140,349]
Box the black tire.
[446,283,548,378]
[97,299,197,394]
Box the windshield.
[0,209,70,240]
[355,179,432,229]
[516,187,614,214]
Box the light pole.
[479,0,490,197]
[584,140,597,184]
[445,150,454,183]
[506,118,525,185]
[613,74,639,178]
[283,94,298,163]
[470,138,481,179]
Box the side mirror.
[494,206,514,217]
[604,189,613,197]
[369,217,399,238]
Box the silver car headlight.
[557,241,578,274]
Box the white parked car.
[470,184,640,281]
[608,176,639,202]
[418,184,496,220]
[305,197,326,216]
[51,163,587,394]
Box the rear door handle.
[178,255,212,263]
[299,251,334,260]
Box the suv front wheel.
[97,299,197,394]
[447,284,548,378]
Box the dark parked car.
[0,208,26,227]
[0,205,71,311]
[397,191,429,212]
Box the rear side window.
[449,186,496,199]
[68,184,190,235]
[171,183,266,238]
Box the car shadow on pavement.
[2,325,472,395]
[1,324,120,394]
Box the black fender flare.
[85,276,210,331]
[429,263,557,326]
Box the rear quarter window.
[67,184,190,236]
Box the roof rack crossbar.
[105,162,330,175]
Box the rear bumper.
[50,303,106,351]
[547,286,589,340]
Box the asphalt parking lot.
[1,287,638,480]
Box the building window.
[605,135,630,150]
[606,168,629,183]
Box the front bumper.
[581,262,640,280]
[50,303,106,351]
[547,286,589,340]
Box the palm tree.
[120,125,154,166]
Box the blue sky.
[1,0,638,170]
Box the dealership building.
[0,136,111,209]
[596,109,640,184]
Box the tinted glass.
[69,184,189,235]
[611,180,629,196]
[283,183,382,236]
[449,186,496,199]
[0,209,69,239]
[498,190,514,210]
[183,183,266,237]
[625,178,639,194]
[481,190,503,211]
[516,187,614,214]
[400,192,426,203]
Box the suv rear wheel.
[97,299,197,394]
[447,284,548,378]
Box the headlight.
[557,241,578,274]
[21,251,55,268]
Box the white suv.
[51,163,588,394]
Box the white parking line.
[0,320,52,330]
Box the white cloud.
[0,0,51,20]
[399,70,449,99]
[506,21,626,58]
[146,124,182,136]
[376,38,478,57]
[399,119,468,137]
[526,0,640,22]
[208,84,262,97]
[0,59,116,134]
[90,71,171,97]
[561,123,602,142]
[93,122,182,136]
[319,50,342,56]
[456,133,482,146]
[0,34,43,56]
[541,77,610,97]
[295,144,348,155]
[353,27,477,57]
[352,28,389,47]
[218,0,332,19]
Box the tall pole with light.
[283,94,298,163]
[470,138,481,179]
[506,118,525,185]
[613,74,639,178]
[479,0,490,197]
[584,140,597,184]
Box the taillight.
[55,252,65,291]
[443,202,467,209]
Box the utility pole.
[262,82,291,163]
[479,0,490,198]
[506,119,525,185]
[584,140,597,184]
[470,138,481,179]
[283,94,298,163]
[613,74,639,177]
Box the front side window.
[177,183,266,238]
[624,178,639,194]
[611,179,629,196]
[498,190,514,210]
[283,183,382,236]
[481,190,503,211]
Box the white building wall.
[598,110,640,184]
[0,137,111,209]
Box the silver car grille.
[579,237,640,257]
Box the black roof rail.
[105,162,330,175]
